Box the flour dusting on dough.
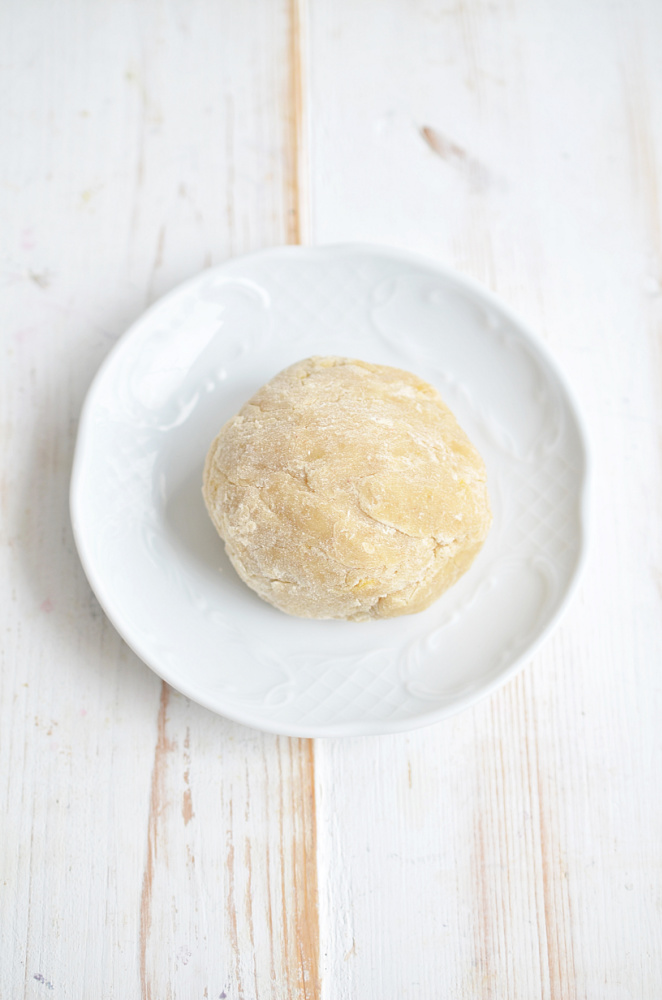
[203,356,491,621]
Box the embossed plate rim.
[71,244,591,737]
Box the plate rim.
[70,242,591,737]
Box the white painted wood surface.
[1,1,660,997]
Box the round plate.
[71,245,589,737]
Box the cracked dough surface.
[202,356,492,621]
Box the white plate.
[71,245,589,737]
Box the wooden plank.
[309,0,662,996]
[0,1,318,997]
[138,687,318,999]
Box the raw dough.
[203,356,491,621]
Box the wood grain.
[0,1,318,997]
[2,0,662,997]
[309,0,662,996]
[140,682,173,1000]
[285,0,310,246]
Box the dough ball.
[203,356,491,621]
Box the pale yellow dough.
[203,356,492,621]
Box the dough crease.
[203,356,492,621]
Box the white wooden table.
[2,1,661,996]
